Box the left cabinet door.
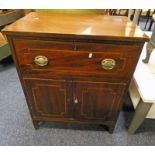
[23,78,72,119]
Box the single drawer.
[13,39,141,79]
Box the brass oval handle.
[101,58,116,70]
[34,56,48,66]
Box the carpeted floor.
[0,61,155,146]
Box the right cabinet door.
[73,81,126,121]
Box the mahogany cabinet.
[2,12,149,133]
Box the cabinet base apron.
[32,118,116,133]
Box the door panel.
[73,81,126,121]
[23,78,72,118]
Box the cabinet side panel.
[6,36,35,119]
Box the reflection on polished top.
[3,12,149,41]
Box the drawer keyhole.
[74,45,78,51]
[88,53,93,58]
[74,98,78,104]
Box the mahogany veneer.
[2,12,149,133]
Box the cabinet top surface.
[3,12,149,42]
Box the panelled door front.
[23,78,72,118]
[73,81,126,121]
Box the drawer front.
[13,39,141,79]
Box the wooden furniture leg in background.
[128,99,153,134]
[143,15,155,63]
[148,10,155,31]
[133,9,141,25]
[109,125,115,134]
[128,9,133,21]
[144,9,151,30]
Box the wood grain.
[13,38,142,80]
[3,12,147,133]
[2,12,149,42]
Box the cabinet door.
[73,81,126,121]
[23,78,72,118]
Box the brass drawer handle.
[34,56,48,66]
[101,58,116,70]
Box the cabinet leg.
[100,124,115,134]
[128,99,153,134]
[32,120,40,129]
[108,125,115,134]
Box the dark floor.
[0,59,155,146]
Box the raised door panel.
[73,81,126,121]
[23,78,72,118]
